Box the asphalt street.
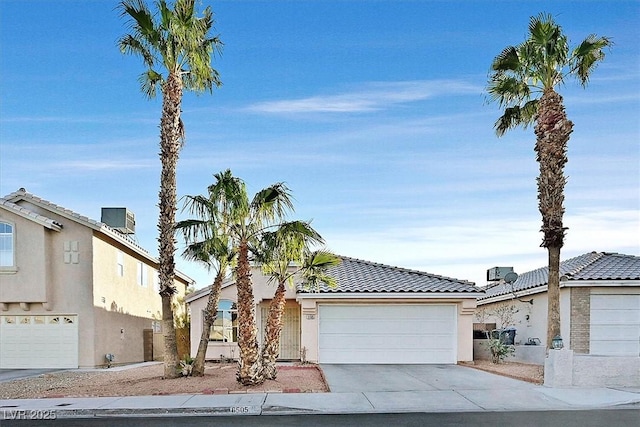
[1,410,639,427]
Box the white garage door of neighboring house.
[590,294,640,357]
[318,304,457,364]
[0,314,79,369]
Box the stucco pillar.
[299,299,318,363]
[457,299,477,362]
[544,348,574,387]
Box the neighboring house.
[478,251,640,357]
[0,188,193,369]
[186,256,483,364]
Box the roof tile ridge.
[7,188,151,256]
[340,254,474,285]
[10,187,101,226]
[564,251,604,278]
[0,199,61,225]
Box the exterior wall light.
[551,335,564,349]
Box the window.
[117,251,124,277]
[137,261,148,287]
[207,300,238,342]
[0,222,14,267]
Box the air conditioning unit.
[487,266,514,282]
[101,208,135,234]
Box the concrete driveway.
[0,369,60,383]
[321,364,535,393]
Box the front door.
[261,303,301,360]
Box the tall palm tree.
[118,0,223,378]
[487,13,611,348]
[256,223,338,380]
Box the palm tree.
[202,170,296,385]
[487,13,611,348]
[176,177,240,376]
[256,223,338,380]
[118,0,223,378]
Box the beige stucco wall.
[0,213,49,302]
[93,308,154,367]
[478,288,572,347]
[92,234,163,319]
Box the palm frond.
[138,69,162,99]
[571,35,613,86]
[119,0,222,97]
[251,183,295,224]
[486,13,609,136]
[491,46,520,73]
[300,250,341,292]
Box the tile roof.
[2,187,149,253]
[1,188,195,285]
[0,199,63,231]
[297,256,481,294]
[4,187,106,228]
[479,252,640,301]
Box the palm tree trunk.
[261,280,287,380]
[191,270,224,377]
[534,88,572,349]
[235,240,264,385]
[158,72,183,379]
[546,246,562,348]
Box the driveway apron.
[321,364,536,393]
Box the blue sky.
[1,0,638,289]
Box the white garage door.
[319,304,457,364]
[590,294,640,356]
[0,314,78,369]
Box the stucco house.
[0,188,193,369]
[186,256,483,365]
[477,251,640,357]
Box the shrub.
[485,338,515,364]
[178,355,195,377]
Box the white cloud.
[245,79,482,114]
[321,208,639,286]
[55,159,156,171]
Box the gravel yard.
[0,362,328,399]
[461,360,544,384]
[0,360,542,399]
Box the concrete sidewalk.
[1,386,639,419]
[1,364,639,419]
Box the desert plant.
[489,303,518,329]
[485,337,515,364]
[178,355,195,377]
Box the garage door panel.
[591,341,639,357]
[591,295,640,310]
[591,309,640,323]
[0,314,78,369]
[590,295,640,357]
[319,305,456,364]
[591,324,639,340]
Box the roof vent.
[486,266,514,282]
[101,208,135,234]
